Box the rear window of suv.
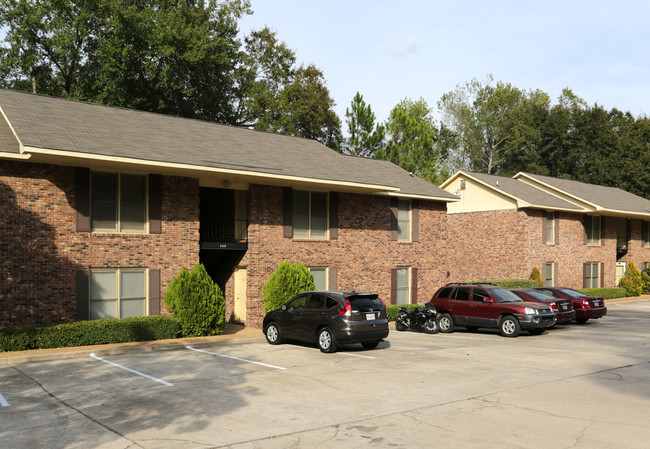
[348,295,384,311]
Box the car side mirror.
[483,297,496,303]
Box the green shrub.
[642,270,650,294]
[0,316,179,352]
[262,260,315,313]
[480,278,540,289]
[386,304,421,321]
[578,288,627,299]
[529,268,544,287]
[164,264,225,337]
[618,262,643,296]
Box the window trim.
[292,190,329,240]
[91,171,149,234]
[89,268,149,320]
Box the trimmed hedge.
[577,287,627,299]
[0,315,179,352]
[386,304,421,322]
[480,279,540,289]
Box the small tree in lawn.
[529,267,543,287]
[618,262,643,296]
[164,264,225,337]
[262,260,315,313]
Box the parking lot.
[1,299,650,449]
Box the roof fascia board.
[21,145,401,193]
[0,106,24,154]
[378,191,460,202]
[0,151,31,160]
[456,171,524,204]
[513,172,601,211]
[439,170,463,189]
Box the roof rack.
[445,282,498,286]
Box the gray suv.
[263,291,389,353]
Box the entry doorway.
[234,267,247,323]
[616,262,626,287]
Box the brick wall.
[0,160,200,326]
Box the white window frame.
[396,266,410,304]
[397,199,411,242]
[292,190,329,240]
[89,268,148,320]
[585,262,600,289]
[91,172,148,233]
[308,266,328,291]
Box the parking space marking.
[284,344,376,359]
[186,346,287,370]
[0,393,9,407]
[90,353,174,386]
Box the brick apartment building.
[440,171,650,289]
[0,89,458,329]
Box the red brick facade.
[0,160,199,326]
[446,208,650,289]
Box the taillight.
[582,299,591,308]
[338,299,352,316]
[550,302,558,310]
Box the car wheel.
[438,313,455,333]
[265,322,282,345]
[361,340,380,350]
[499,315,521,337]
[576,317,589,324]
[395,317,408,331]
[317,327,337,353]
[528,328,545,335]
[423,317,439,334]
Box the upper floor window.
[543,211,555,244]
[643,221,650,247]
[585,216,601,246]
[292,190,328,239]
[92,172,147,233]
[397,199,411,242]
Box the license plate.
[366,313,376,320]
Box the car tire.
[423,317,439,334]
[499,315,521,337]
[438,313,455,333]
[576,318,589,324]
[361,340,380,350]
[265,322,282,345]
[317,327,337,353]
[395,318,408,331]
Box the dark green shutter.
[76,269,90,320]
[76,168,90,232]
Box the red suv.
[430,283,557,337]
[534,287,607,323]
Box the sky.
[238,0,650,129]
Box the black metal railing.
[201,219,248,242]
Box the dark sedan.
[263,290,389,353]
[511,289,576,324]
[534,287,607,323]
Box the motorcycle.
[395,302,439,334]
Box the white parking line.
[186,346,287,370]
[0,393,9,407]
[285,344,376,359]
[90,353,174,386]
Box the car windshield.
[525,291,554,300]
[559,288,588,298]
[348,295,383,310]
[491,288,524,303]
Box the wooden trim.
[390,198,398,241]
[390,268,397,304]
[583,263,587,288]
[283,187,292,238]
[600,262,605,288]
[411,267,418,304]
[149,269,161,315]
[542,212,547,244]
[75,167,90,232]
[149,174,162,234]
[76,269,90,320]
[554,212,560,245]
[600,216,605,246]
[329,191,338,240]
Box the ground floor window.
[584,262,600,289]
[90,269,147,319]
[544,262,555,287]
[395,267,410,304]
[308,267,328,291]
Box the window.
[544,211,555,244]
[308,267,328,291]
[643,221,650,247]
[585,262,600,288]
[397,199,411,242]
[395,267,410,304]
[472,288,490,302]
[90,269,146,320]
[91,172,147,232]
[544,262,555,287]
[584,216,601,246]
[453,287,471,301]
[292,190,328,239]
[616,218,629,250]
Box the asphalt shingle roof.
[0,89,457,201]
